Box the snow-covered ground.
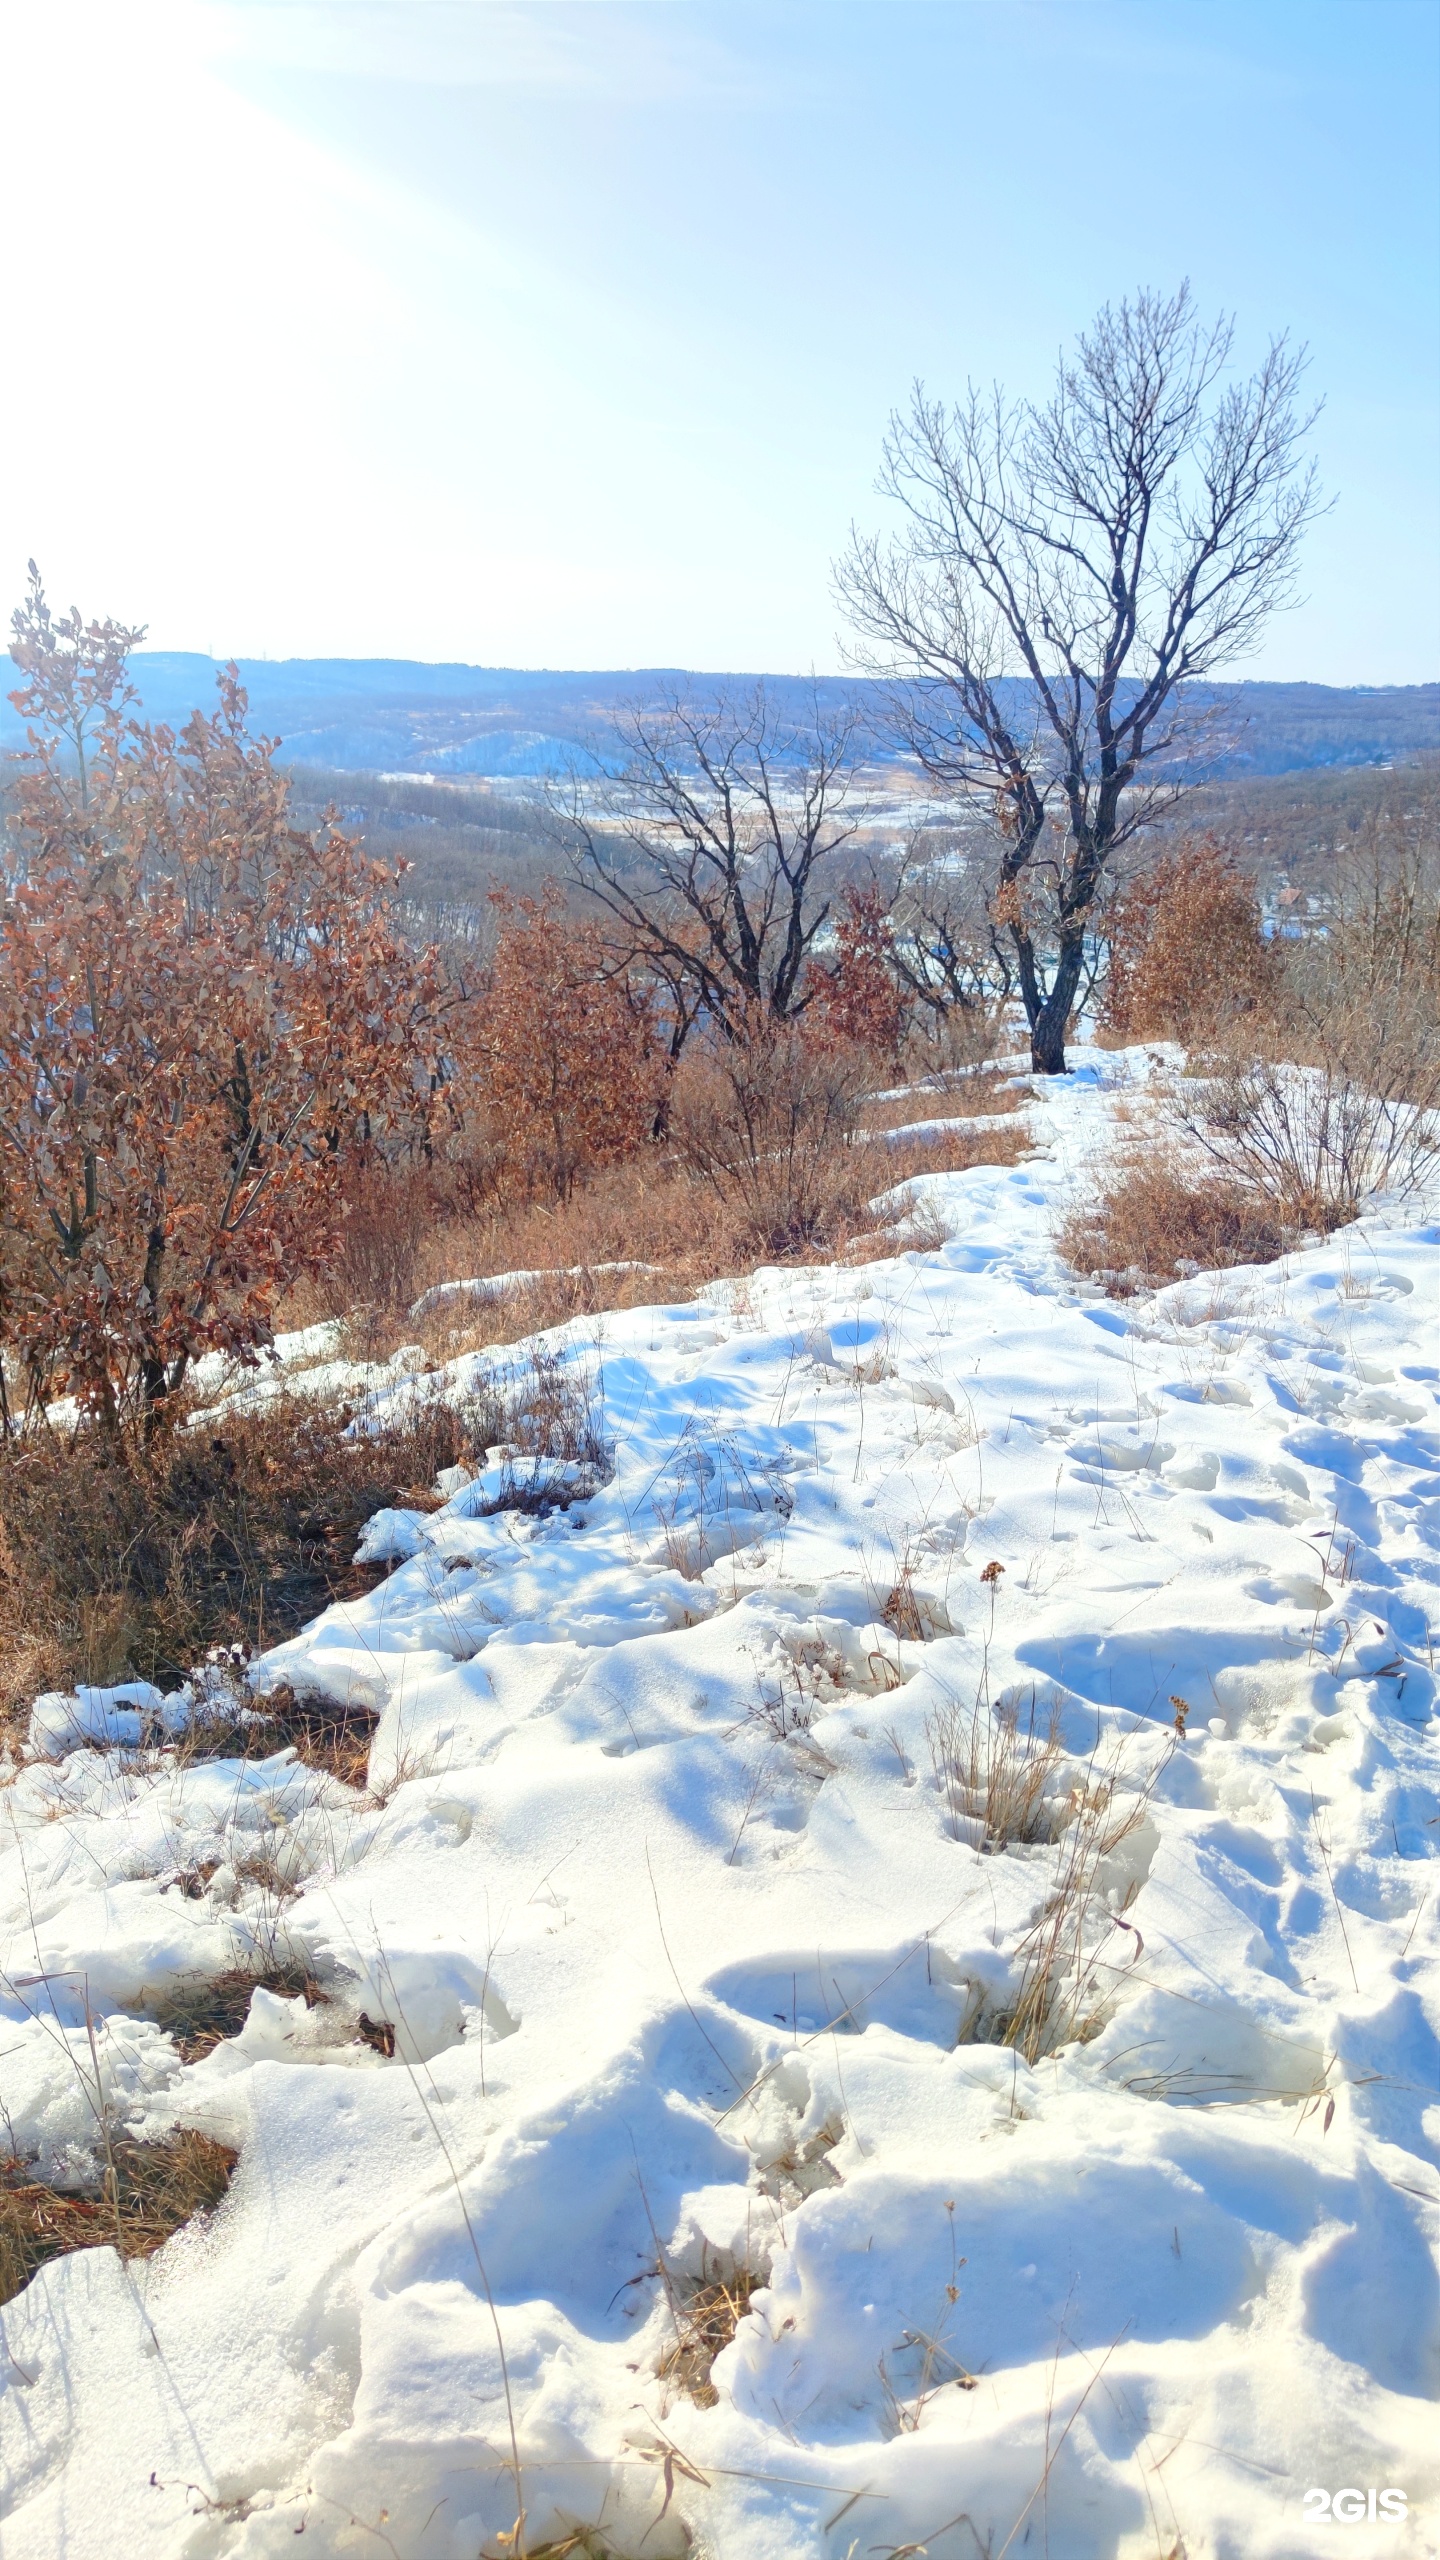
[1,1052,1437,2559]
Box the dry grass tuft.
[928,1692,1066,1850]
[993,1746,1164,2063]
[1058,1160,1288,1296]
[502,2533,645,2560]
[883,1575,928,1643]
[464,1344,610,1493]
[656,2254,763,2407]
[0,2130,236,2306]
[143,1963,324,2062]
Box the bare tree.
[888,828,1015,1033]
[838,285,1322,1073]
[555,685,864,1049]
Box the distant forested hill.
[2,651,1434,779]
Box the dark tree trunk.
[1029,934,1087,1075]
[138,1353,171,1438]
[138,1221,175,1440]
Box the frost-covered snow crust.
[2,1055,1437,2559]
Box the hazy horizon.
[19,647,1440,691]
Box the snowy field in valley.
[1,1050,1437,2560]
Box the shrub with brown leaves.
[811,882,907,1059]
[462,890,665,1204]
[1102,840,1274,1046]
[1,571,433,1441]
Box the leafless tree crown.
[837,284,1323,1070]
[554,684,864,1049]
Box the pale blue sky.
[2,0,1436,677]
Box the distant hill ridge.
[3,651,1436,779]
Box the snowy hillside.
[1,1054,1436,2559]
[3,660,1436,778]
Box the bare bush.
[1187,1049,1437,1228]
[1294,783,1440,1030]
[1150,806,1440,1228]
[669,1016,871,1255]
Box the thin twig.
[1309,1789,1360,1993]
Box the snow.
[1,1048,1437,2558]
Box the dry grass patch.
[143,1963,324,2062]
[404,1264,672,1367]
[657,2255,763,2408]
[217,1685,380,1788]
[0,2131,236,2306]
[0,1395,467,1742]
[0,1343,618,1757]
[317,1077,1017,1372]
[463,1343,610,1482]
[316,1158,743,1366]
[1058,1160,1288,1296]
[146,1676,381,1787]
[875,1117,1030,1188]
[859,1067,1026,1133]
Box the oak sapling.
[811,882,908,1062]
[461,887,664,1204]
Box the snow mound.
[0,1052,1436,2558]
